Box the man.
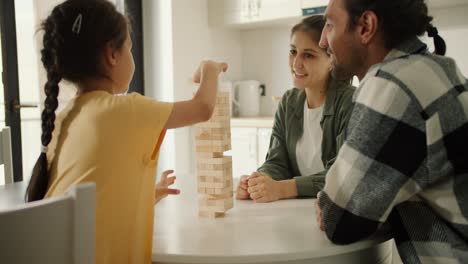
[316,0,468,263]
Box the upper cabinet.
[301,0,328,16]
[208,0,302,28]
[209,0,468,29]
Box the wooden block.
[204,128,230,135]
[196,152,224,158]
[198,210,225,218]
[196,169,230,177]
[204,191,233,200]
[212,107,230,117]
[196,133,230,141]
[197,187,206,194]
[197,179,232,188]
[214,186,232,195]
[198,176,207,182]
[199,198,233,210]
[196,117,230,128]
[195,144,230,153]
[195,139,229,147]
[196,161,232,171]
[196,156,231,165]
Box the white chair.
[0,127,13,184]
[0,182,96,264]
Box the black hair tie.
[427,25,439,38]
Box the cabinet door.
[301,0,328,8]
[208,0,301,26]
[257,128,272,167]
[230,128,258,180]
[255,0,301,22]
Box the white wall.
[143,2,468,185]
[239,4,468,117]
[143,0,243,185]
[431,5,468,75]
[241,27,295,116]
[171,0,243,180]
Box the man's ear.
[356,10,379,45]
[103,42,118,67]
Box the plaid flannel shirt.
[318,37,468,264]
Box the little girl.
[26,0,227,263]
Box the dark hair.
[291,15,326,49]
[26,0,128,202]
[344,0,446,55]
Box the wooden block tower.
[195,91,233,218]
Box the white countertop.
[231,117,274,128]
[152,188,392,264]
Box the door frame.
[0,0,23,182]
[0,0,145,182]
[125,0,144,95]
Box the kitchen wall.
[143,0,243,181]
[431,5,468,74]
[241,4,468,116]
[241,27,294,116]
[143,1,468,181]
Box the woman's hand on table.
[155,170,180,204]
[236,175,251,200]
[247,172,283,203]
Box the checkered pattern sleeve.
[318,47,468,246]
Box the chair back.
[0,127,13,184]
[0,182,96,264]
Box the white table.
[0,182,394,264]
[152,190,393,264]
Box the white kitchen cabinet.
[208,0,301,28]
[255,0,302,22]
[301,0,328,16]
[257,128,272,166]
[230,118,274,181]
[230,127,258,179]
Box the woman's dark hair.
[343,0,446,55]
[26,0,128,202]
[291,15,326,50]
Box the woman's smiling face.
[289,31,332,89]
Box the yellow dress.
[45,90,173,264]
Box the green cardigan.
[257,80,355,197]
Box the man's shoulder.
[377,53,460,85]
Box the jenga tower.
[195,91,234,218]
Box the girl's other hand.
[155,170,180,204]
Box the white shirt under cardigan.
[295,101,325,176]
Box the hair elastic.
[41,145,48,153]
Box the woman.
[236,15,355,202]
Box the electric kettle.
[232,80,265,117]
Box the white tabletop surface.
[0,181,392,264]
[152,189,392,264]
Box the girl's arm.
[165,60,228,129]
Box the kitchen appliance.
[232,80,265,117]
